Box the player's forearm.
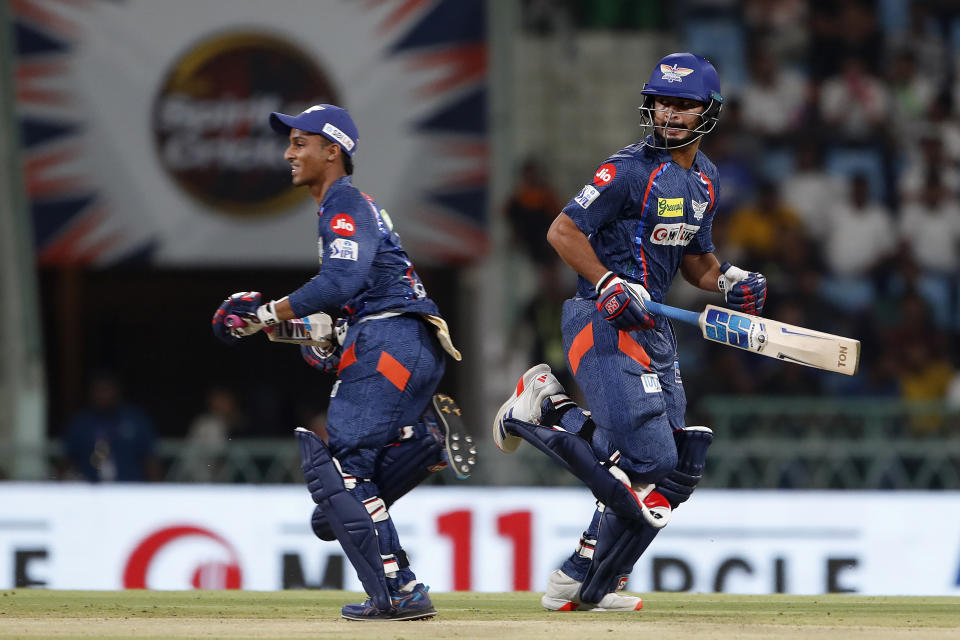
[681,253,723,292]
[547,213,608,285]
[287,273,357,318]
[273,297,297,322]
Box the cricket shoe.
[541,570,643,612]
[341,583,437,621]
[430,394,477,480]
[493,364,570,453]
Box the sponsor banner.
[12,0,488,266]
[1,485,959,595]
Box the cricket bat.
[224,313,333,348]
[644,300,860,376]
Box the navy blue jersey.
[288,176,440,322]
[562,137,720,301]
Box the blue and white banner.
[13,0,488,266]
[2,484,959,595]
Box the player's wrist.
[256,300,280,326]
[595,271,618,293]
[718,262,749,294]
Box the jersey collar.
[321,175,353,210]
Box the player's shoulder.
[589,141,661,183]
[324,179,369,212]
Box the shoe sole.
[341,606,437,621]
[432,394,476,480]
[542,598,642,612]
[493,364,552,453]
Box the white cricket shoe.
[492,364,564,453]
[541,569,643,612]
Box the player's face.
[284,129,328,186]
[652,97,706,144]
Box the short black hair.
[318,136,353,175]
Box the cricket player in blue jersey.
[211,104,468,621]
[494,53,768,611]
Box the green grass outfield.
[1,590,958,640]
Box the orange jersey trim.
[567,322,595,376]
[618,331,652,370]
[377,351,411,391]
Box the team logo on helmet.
[659,63,694,83]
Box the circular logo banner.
[152,31,340,215]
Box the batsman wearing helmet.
[494,53,768,611]
[211,104,468,621]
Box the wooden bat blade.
[642,301,860,376]
[698,305,860,375]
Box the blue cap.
[269,104,359,156]
[640,52,723,105]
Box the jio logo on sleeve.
[593,163,616,186]
[330,213,356,236]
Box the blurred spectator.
[897,171,960,328]
[505,157,562,266]
[702,99,757,216]
[925,92,960,165]
[780,140,848,238]
[882,290,955,432]
[818,56,890,142]
[885,1,949,87]
[64,372,160,482]
[899,171,960,274]
[738,46,809,142]
[514,257,577,393]
[819,173,896,311]
[886,49,939,144]
[182,386,248,482]
[742,0,809,64]
[808,0,882,80]
[898,133,960,202]
[725,179,803,265]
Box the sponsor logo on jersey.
[641,373,662,393]
[329,237,358,260]
[650,222,701,246]
[660,63,694,83]
[657,197,684,217]
[574,184,600,208]
[330,213,356,236]
[593,163,616,186]
[692,200,708,219]
[674,360,682,384]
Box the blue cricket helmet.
[639,52,724,149]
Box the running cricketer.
[211,104,461,621]
[494,53,768,611]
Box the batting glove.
[300,344,342,374]
[595,271,655,331]
[719,262,767,316]
[212,291,283,344]
[211,298,240,345]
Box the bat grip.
[643,300,702,327]
[224,314,247,328]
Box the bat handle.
[643,300,703,327]
[224,314,247,328]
